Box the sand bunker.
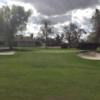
[78,51,100,60]
[0,51,16,55]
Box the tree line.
[0,5,100,50]
[39,8,100,50]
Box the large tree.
[89,9,100,43]
[0,5,31,50]
[41,19,53,48]
[63,23,86,48]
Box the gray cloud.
[8,0,99,33]
[49,14,72,24]
[16,0,99,15]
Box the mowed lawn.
[0,48,100,100]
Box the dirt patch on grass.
[47,95,74,100]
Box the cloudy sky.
[0,0,100,36]
[8,0,98,15]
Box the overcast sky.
[13,0,99,15]
[0,0,100,36]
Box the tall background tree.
[63,23,86,48]
[88,9,100,43]
[41,19,53,48]
[0,5,31,50]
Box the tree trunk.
[45,32,48,49]
[9,46,13,50]
[8,41,13,50]
[7,32,14,50]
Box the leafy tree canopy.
[0,5,32,49]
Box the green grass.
[0,48,100,100]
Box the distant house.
[15,34,34,47]
[0,33,35,47]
